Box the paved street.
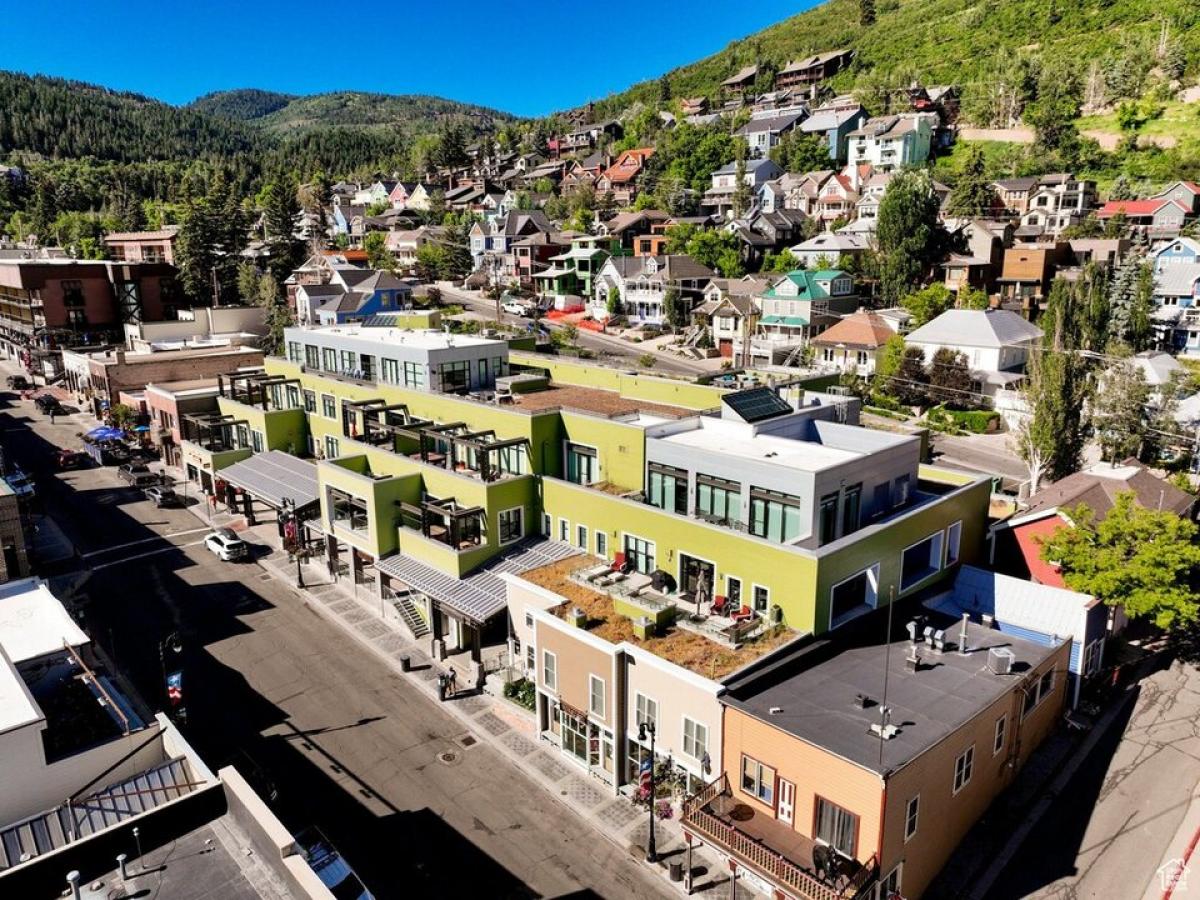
[436,284,712,376]
[1,387,672,900]
[988,659,1200,900]
[930,432,1030,490]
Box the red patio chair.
[730,605,753,623]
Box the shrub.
[638,353,657,369]
[503,678,536,711]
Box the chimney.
[114,348,126,365]
[959,612,970,655]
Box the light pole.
[157,631,182,717]
[638,720,658,864]
[282,497,305,588]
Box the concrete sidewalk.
[180,497,744,899]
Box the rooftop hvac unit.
[987,647,1016,675]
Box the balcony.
[398,497,484,552]
[683,775,877,900]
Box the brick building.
[102,227,179,265]
[0,483,30,583]
[143,379,222,468]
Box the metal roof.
[219,451,319,511]
[0,757,197,871]
[375,538,580,624]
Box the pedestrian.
[48,409,55,425]
[446,667,457,698]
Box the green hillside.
[194,89,516,135]
[586,0,1199,122]
[188,88,296,122]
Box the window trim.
[498,506,524,546]
[542,649,557,691]
[900,531,945,593]
[813,794,860,858]
[993,714,1007,756]
[739,753,776,807]
[682,716,707,762]
[752,583,770,613]
[945,520,963,566]
[904,794,919,842]
[634,692,658,733]
[576,523,588,550]
[828,563,881,631]
[953,745,975,795]
[558,518,570,543]
[595,530,608,559]
[588,674,605,719]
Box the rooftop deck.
[509,383,693,418]
[523,555,798,680]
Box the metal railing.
[681,774,877,900]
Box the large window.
[329,490,368,531]
[648,463,688,515]
[381,358,400,384]
[815,797,858,857]
[322,348,337,372]
[305,345,320,369]
[1022,670,1055,718]
[740,755,775,805]
[576,524,588,550]
[566,443,598,485]
[623,535,656,574]
[439,360,471,392]
[749,488,802,543]
[818,492,839,545]
[542,650,557,691]
[904,795,919,842]
[953,745,974,794]
[588,675,605,718]
[403,361,425,389]
[635,693,657,730]
[842,483,862,535]
[321,394,337,419]
[901,532,944,591]
[287,341,302,363]
[696,474,740,526]
[829,564,880,629]
[682,718,707,761]
[498,507,524,545]
[324,435,340,458]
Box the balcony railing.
[682,774,877,900]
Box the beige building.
[683,612,1070,900]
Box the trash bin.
[669,861,683,882]
[400,656,411,673]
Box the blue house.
[1151,237,1200,355]
[314,271,413,325]
[925,565,1107,708]
[799,101,869,163]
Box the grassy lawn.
[1077,100,1200,146]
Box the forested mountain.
[193,89,515,136]
[188,88,296,122]
[583,0,1198,122]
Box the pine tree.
[876,170,945,303]
[261,178,304,284]
[731,140,752,219]
[945,146,998,218]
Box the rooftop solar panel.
[721,386,792,423]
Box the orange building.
[682,610,1070,899]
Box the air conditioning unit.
[987,647,1016,675]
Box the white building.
[905,308,1043,400]
[846,114,935,172]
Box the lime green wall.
[317,459,421,557]
[509,352,727,411]
[560,411,645,492]
[543,477,820,630]
[216,398,308,455]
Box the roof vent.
[905,617,925,644]
[870,722,900,740]
[768,706,784,716]
[987,647,1016,675]
[853,693,871,709]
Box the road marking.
[81,526,212,558]
[90,539,207,571]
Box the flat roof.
[145,378,221,397]
[88,346,263,365]
[724,610,1062,774]
[510,384,691,418]
[0,645,40,734]
[523,555,798,679]
[0,577,88,663]
[288,324,506,350]
[652,417,860,472]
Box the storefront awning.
[219,450,319,513]
[376,537,580,625]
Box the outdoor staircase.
[394,592,429,639]
[782,343,807,368]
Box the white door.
[777,778,795,825]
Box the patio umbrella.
[85,426,124,442]
[132,425,151,433]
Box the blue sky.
[0,0,814,116]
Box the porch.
[683,774,877,900]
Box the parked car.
[117,463,160,487]
[143,485,180,508]
[501,299,530,317]
[34,395,61,415]
[4,470,34,498]
[204,528,249,562]
[55,449,89,470]
[5,375,29,390]
[294,827,374,900]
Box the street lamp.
[158,631,182,716]
[282,497,305,588]
[638,720,658,864]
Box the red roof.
[602,148,655,184]
[1096,198,1181,218]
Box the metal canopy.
[376,538,580,624]
[219,450,320,511]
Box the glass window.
[818,492,840,545]
[648,463,688,515]
[285,385,300,409]
[696,474,740,525]
[576,524,588,549]
[740,755,775,805]
[439,360,471,392]
[324,435,340,458]
[993,714,1007,755]
[749,488,802,543]
[287,341,301,363]
[842,484,862,535]
[541,513,551,536]
[588,675,605,718]
[815,796,858,857]
[901,533,944,591]
[558,518,569,542]
[953,745,974,794]
[566,443,598,485]
[872,482,890,516]
[339,350,356,374]
[303,390,316,413]
[542,650,557,690]
[829,565,879,628]
[498,507,523,545]
[726,576,742,607]
[623,535,656,574]
[946,521,962,566]
[682,718,707,760]
[753,584,770,612]
[595,530,608,558]
[381,358,400,384]
[1022,670,1056,718]
[305,345,320,369]
[251,430,264,452]
[893,474,911,507]
[904,795,919,842]
[635,693,657,730]
[321,394,337,418]
[403,361,425,389]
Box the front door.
[777,778,795,825]
[681,555,715,598]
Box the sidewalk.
[214,508,742,898]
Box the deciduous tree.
[875,170,945,304]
